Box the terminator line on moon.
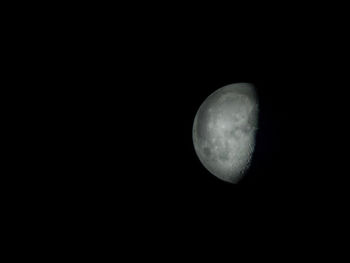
[192,83,259,183]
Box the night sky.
[92,47,332,197]
[54,6,348,213]
[28,4,349,253]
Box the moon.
[192,83,259,183]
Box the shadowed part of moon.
[192,83,258,183]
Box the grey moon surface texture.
[192,83,259,183]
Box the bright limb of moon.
[192,83,259,183]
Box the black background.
[11,2,350,257]
[94,34,322,188]
[54,5,349,202]
[63,24,348,250]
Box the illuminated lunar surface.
[192,83,259,183]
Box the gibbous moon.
[192,83,259,183]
